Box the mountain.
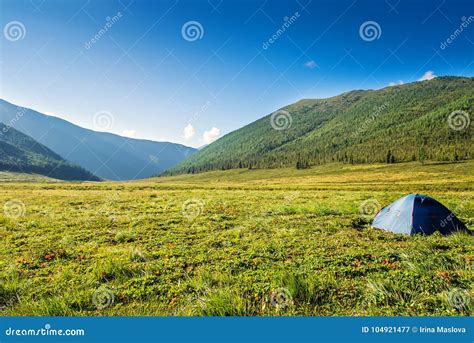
[0,100,197,180]
[165,76,473,175]
[0,123,100,181]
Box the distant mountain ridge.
[0,123,100,181]
[0,100,197,180]
[165,76,473,175]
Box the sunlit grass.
[0,161,472,316]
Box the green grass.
[0,161,472,316]
[0,171,59,183]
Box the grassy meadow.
[0,161,473,316]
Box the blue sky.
[0,0,473,147]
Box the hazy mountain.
[0,123,100,181]
[165,76,473,175]
[0,99,197,180]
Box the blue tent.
[372,194,467,235]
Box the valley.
[0,160,472,316]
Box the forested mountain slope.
[0,123,100,181]
[0,100,197,180]
[166,77,473,175]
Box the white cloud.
[183,123,195,140]
[122,129,136,138]
[418,70,436,81]
[388,80,404,86]
[202,127,221,144]
[304,60,318,69]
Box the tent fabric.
[372,194,467,235]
